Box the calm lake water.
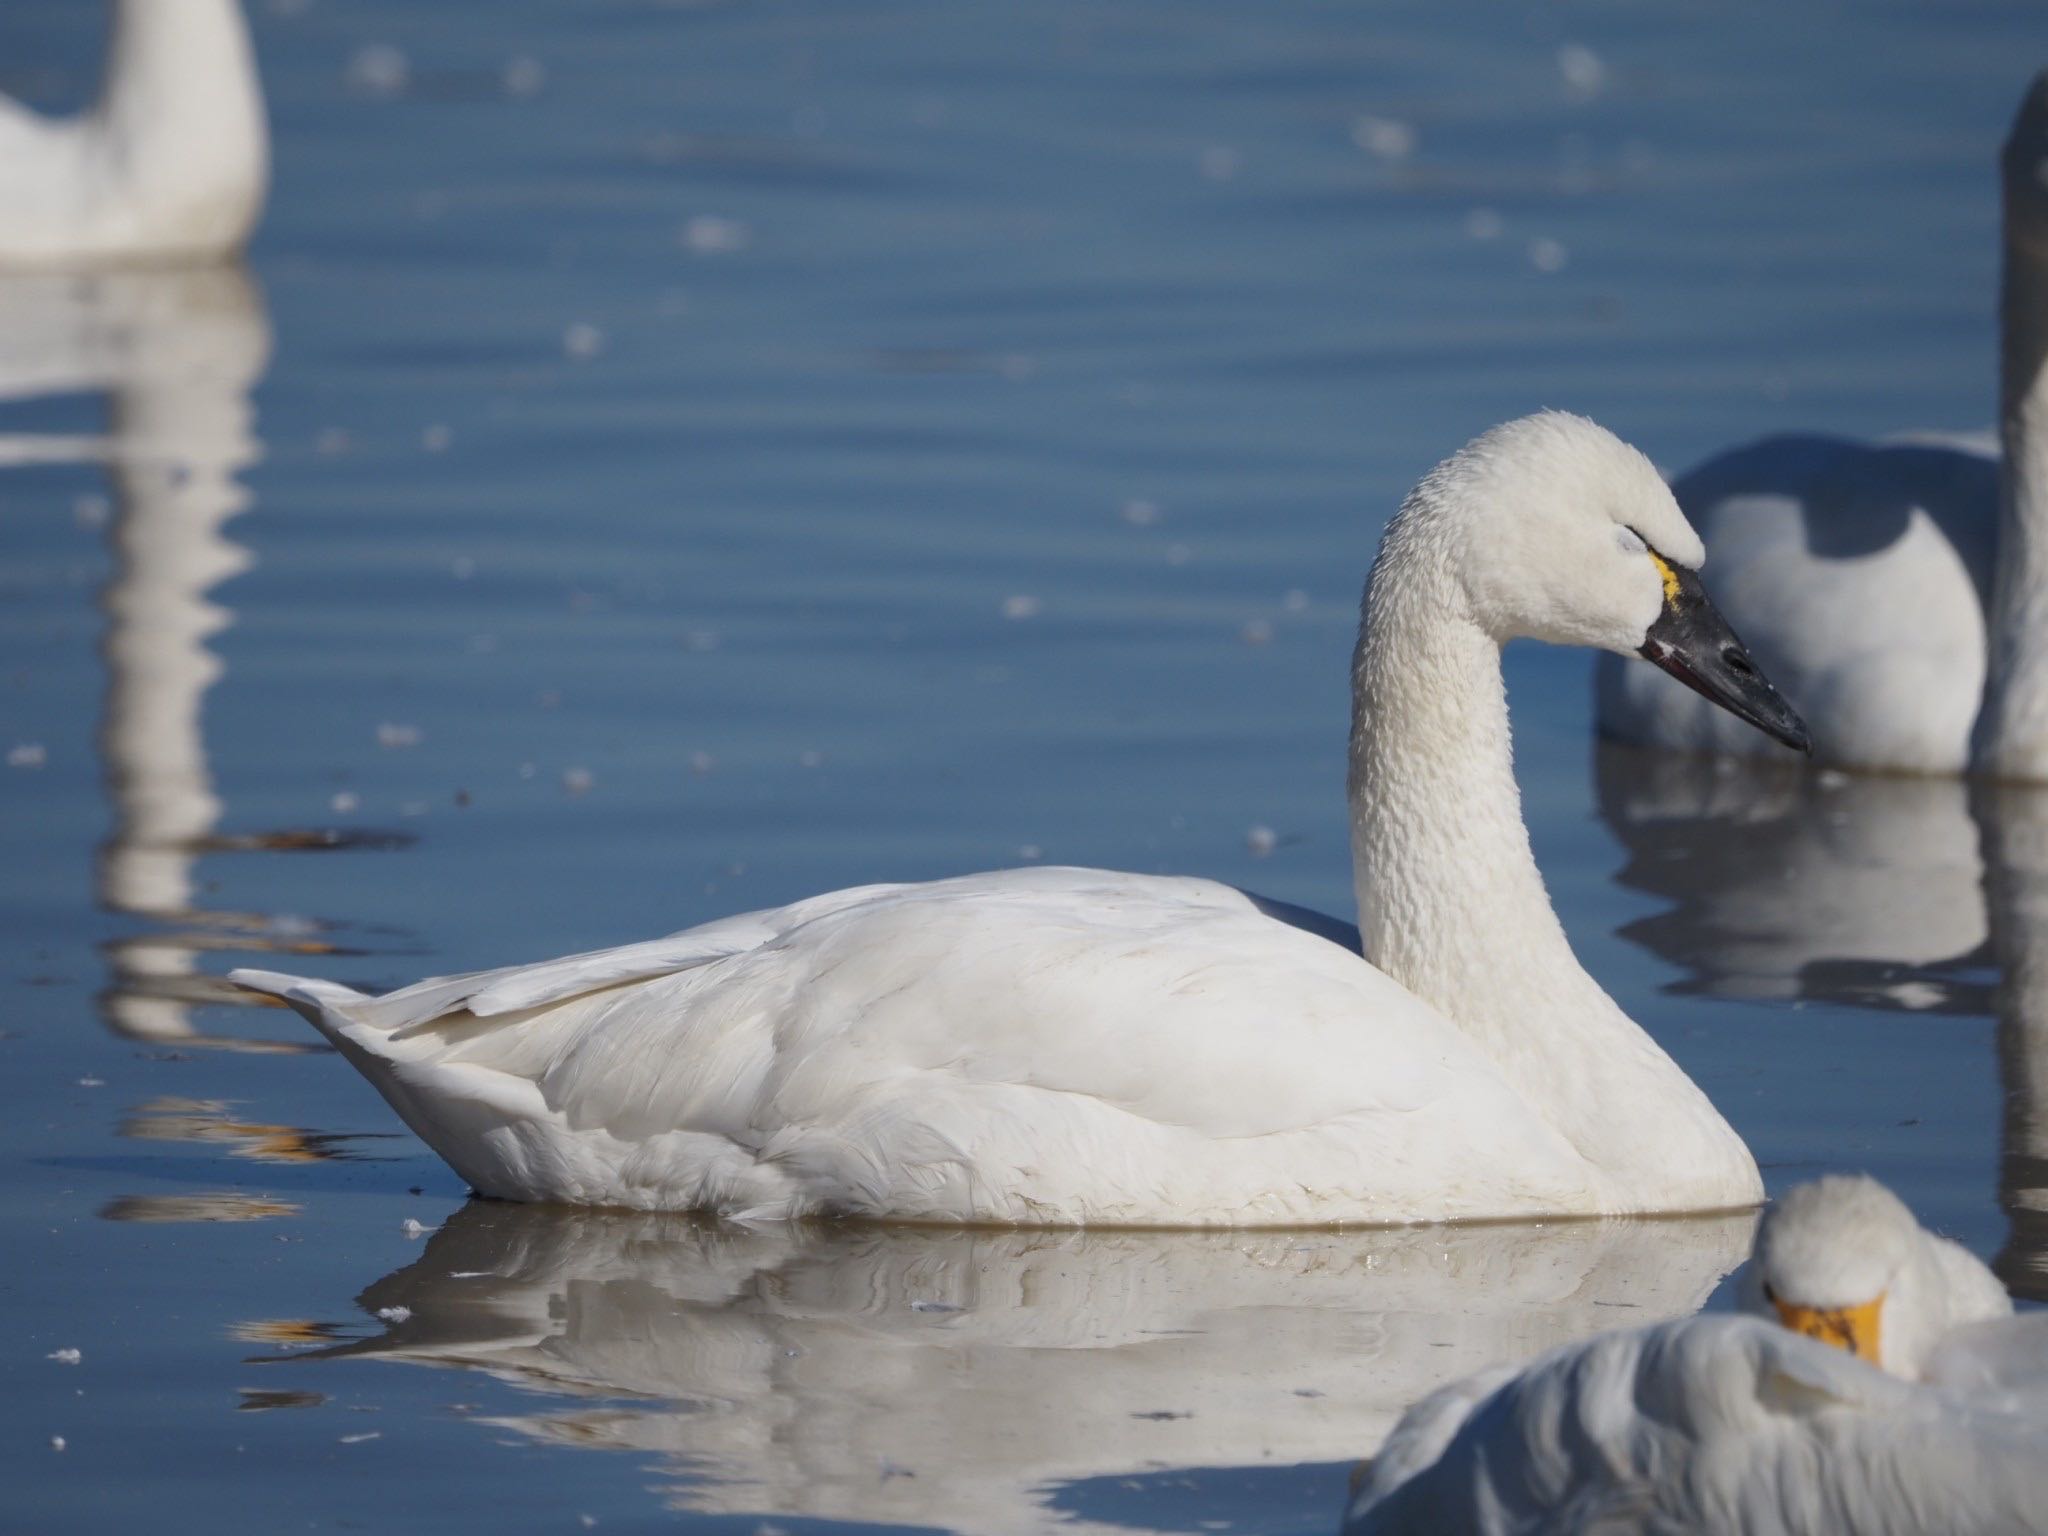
[3,2,2046,1531]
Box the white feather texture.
[1597,71,2048,779]
[1346,1178,2046,1536]
[0,0,266,268]
[234,413,1765,1224]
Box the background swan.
[0,0,266,268]
[1595,71,2048,779]
[233,413,1808,1224]
[1345,1176,2045,1536]
[256,1204,1752,1536]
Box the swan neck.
[1345,487,1760,1209]
[1978,176,2048,773]
[98,0,267,193]
[1348,552,1574,1018]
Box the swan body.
[234,412,1808,1225]
[0,0,267,268]
[1345,1177,2044,1535]
[1597,72,2048,779]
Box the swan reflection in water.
[0,266,403,1051]
[266,1203,1752,1535]
[1595,743,2048,1299]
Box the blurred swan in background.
[261,1203,1752,1536]
[234,414,1809,1224]
[0,0,267,269]
[1597,71,2048,779]
[1595,746,2048,1299]
[1346,1176,2046,1536]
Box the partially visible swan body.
[1345,1176,2044,1536]
[1597,71,2048,779]
[0,0,267,268]
[233,413,1809,1225]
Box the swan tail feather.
[228,968,386,1055]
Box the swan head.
[1432,412,1811,753]
[1736,1175,1930,1375]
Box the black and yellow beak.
[1639,549,1812,754]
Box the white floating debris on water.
[579,1519,598,1532]
[681,215,750,255]
[400,1218,435,1239]
[49,1436,65,1452]
[45,1349,80,1365]
[561,766,594,795]
[1464,207,1504,241]
[1816,769,1851,790]
[688,750,717,777]
[1282,588,1310,613]
[1352,116,1416,162]
[346,43,410,97]
[76,1077,104,1089]
[375,722,423,750]
[1245,824,1278,858]
[1557,42,1608,99]
[1001,594,1042,620]
[1528,236,1569,273]
[7,742,46,769]
[339,1431,382,1445]
[330,791,359,814]
[1198,145,1243,182]
[562,322,606,361]
[1240,619,1273,646]
[421,424,453,453]
[909,1299,963,1314]
[72,493,111,530]
[375,1306,412,1323]
[502,56,546,98]
[1120,498,1162,527]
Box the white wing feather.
[234,867,1600,1224]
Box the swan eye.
[1761,1280,1777,1303]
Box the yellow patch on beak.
[1648,550,1681,606]
[1772,1292,1885,1366]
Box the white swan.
[276,1207,1753,1536]
[1345,1176,2046,1536]
[0,0,266,268]
[1596,71,2048,779]
[231,413,1809,1225]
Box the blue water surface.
[2,3,2044,1532]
